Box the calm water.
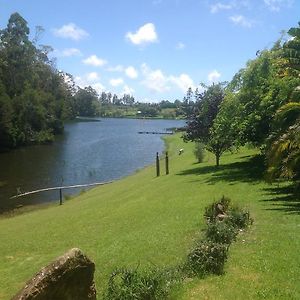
[0,118,185,211]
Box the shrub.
[33,129,54,144]
[105,267,173,300]
[186,240,228,276]
[204,196,231,223]
[194,141,205,163]
[226,206,253,229]
[205,221,238,244]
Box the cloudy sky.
[0,0,299,102]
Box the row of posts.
[156,151,169,177]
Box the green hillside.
[0,134,299,299]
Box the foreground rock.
[12,248,96,300]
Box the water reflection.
[0,118,185,211]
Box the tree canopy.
[0,13,72,149]
[183,21,300,176]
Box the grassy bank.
[0,134,299,299]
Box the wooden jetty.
[138,131,173,135]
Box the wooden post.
[59,189,62,205]
[165,151,169,175]
[156,152,160,177]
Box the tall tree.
[207,93,242,166]
[0,13,35,97]
[266,23,300,182]
[75,86,100,117]
[0,13,73,148]
[184,83,227,166]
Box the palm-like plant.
[284,22,300,72]
[267,22,300,182]
[267,102,300,180]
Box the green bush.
[33,129,54,144]
[204,196,231,223]
[226,206,253,229]
[104,197,253,298]
[186,240,228,276]
[194,141,205,163]
[205,221,238,244]
[105,267,172,300]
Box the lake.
[0,118,185,212]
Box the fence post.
[165,151,169,175]
[59,189,62,205]
[156,152,160,177]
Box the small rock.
[217,213,227,221]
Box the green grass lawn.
[0,134,299,299]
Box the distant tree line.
[0,13,189,151]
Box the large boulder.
[12,248,96,300]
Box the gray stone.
[217,213,227,221]
[12,248,96,300]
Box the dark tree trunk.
[216,153,220,167]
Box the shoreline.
[0,118,184,213]
[0,134,170,218]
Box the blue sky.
[0,0,299,102]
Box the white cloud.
[110,78,124,87]
[210,2,233,13]
[56,48,82,57]
[86,72,100,82]
[176,42,186,50]
[125,66,138,79]
[170,74,195,92]
[107,65,124,72]
[141,63,195,94]
[264,0,293,11]
[121,85,135,95]
[208,70,221,83]
[126,23,158,45]
[74,76,86,87]
[75,74,105,94]
[53,23,89,41]
[141,63,170,93]
[229,15,253,28]
[91,83,106,94]
[82,55,107,67]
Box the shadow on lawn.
[261,185,300,215]
[177,155,265,185]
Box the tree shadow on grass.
[261,184,300,215]
[177,155,265,185]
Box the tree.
[184,83,225,142]
[75,86,100,117]
[184,83,227,166]
[284,22,300,72]
[227,43,300,147]
[0,13,73,148]
[267,103,300,181]
[206,93,242,166]
[139,104,159,117]
[182,87,195,118]
[0,13,35,98]
[266,22,300,182]
[0,81,15,149]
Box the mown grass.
[0,134,299,299]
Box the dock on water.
[138,131,173,135]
